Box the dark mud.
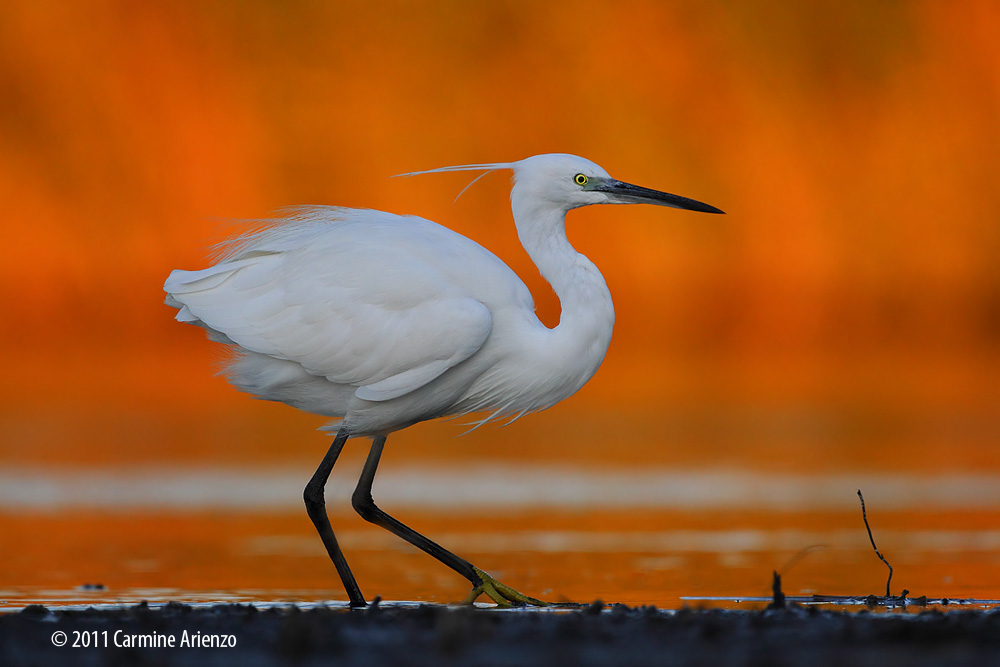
[4,601,1000,667]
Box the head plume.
[395,160,516,201]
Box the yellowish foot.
[460,567,550,608]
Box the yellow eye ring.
[574,173,588,186]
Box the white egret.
[164,153,723,607]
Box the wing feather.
[164,209,497,402]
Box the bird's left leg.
[351,435,549,607]
[304,427,366,607]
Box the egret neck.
[510,182,615,387]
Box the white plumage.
[166,206,532,431]
[165,155,724,434]
[168,154,707,435]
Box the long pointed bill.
[597,180,724,214]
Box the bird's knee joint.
[303,482,326,512]
[351,490,377,521]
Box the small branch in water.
[857,489,893,597]
[767,570,786,609]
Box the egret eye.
[574,173,588,186]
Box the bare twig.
[857,489,893,597]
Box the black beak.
[597,179,724,214]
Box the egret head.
[511,153,724,214]
[398,152,723,215]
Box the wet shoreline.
[4,601,1000,666]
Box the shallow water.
[4,465,1000,611]
[3,401,999,612]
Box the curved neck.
[510,188,615,353]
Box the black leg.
[304,427,366,607]
[351,435,481,584]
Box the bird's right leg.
[304,427,367,607]
[352,435,550,607]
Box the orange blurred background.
[1,1,999,605]
[2,0,997,467]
